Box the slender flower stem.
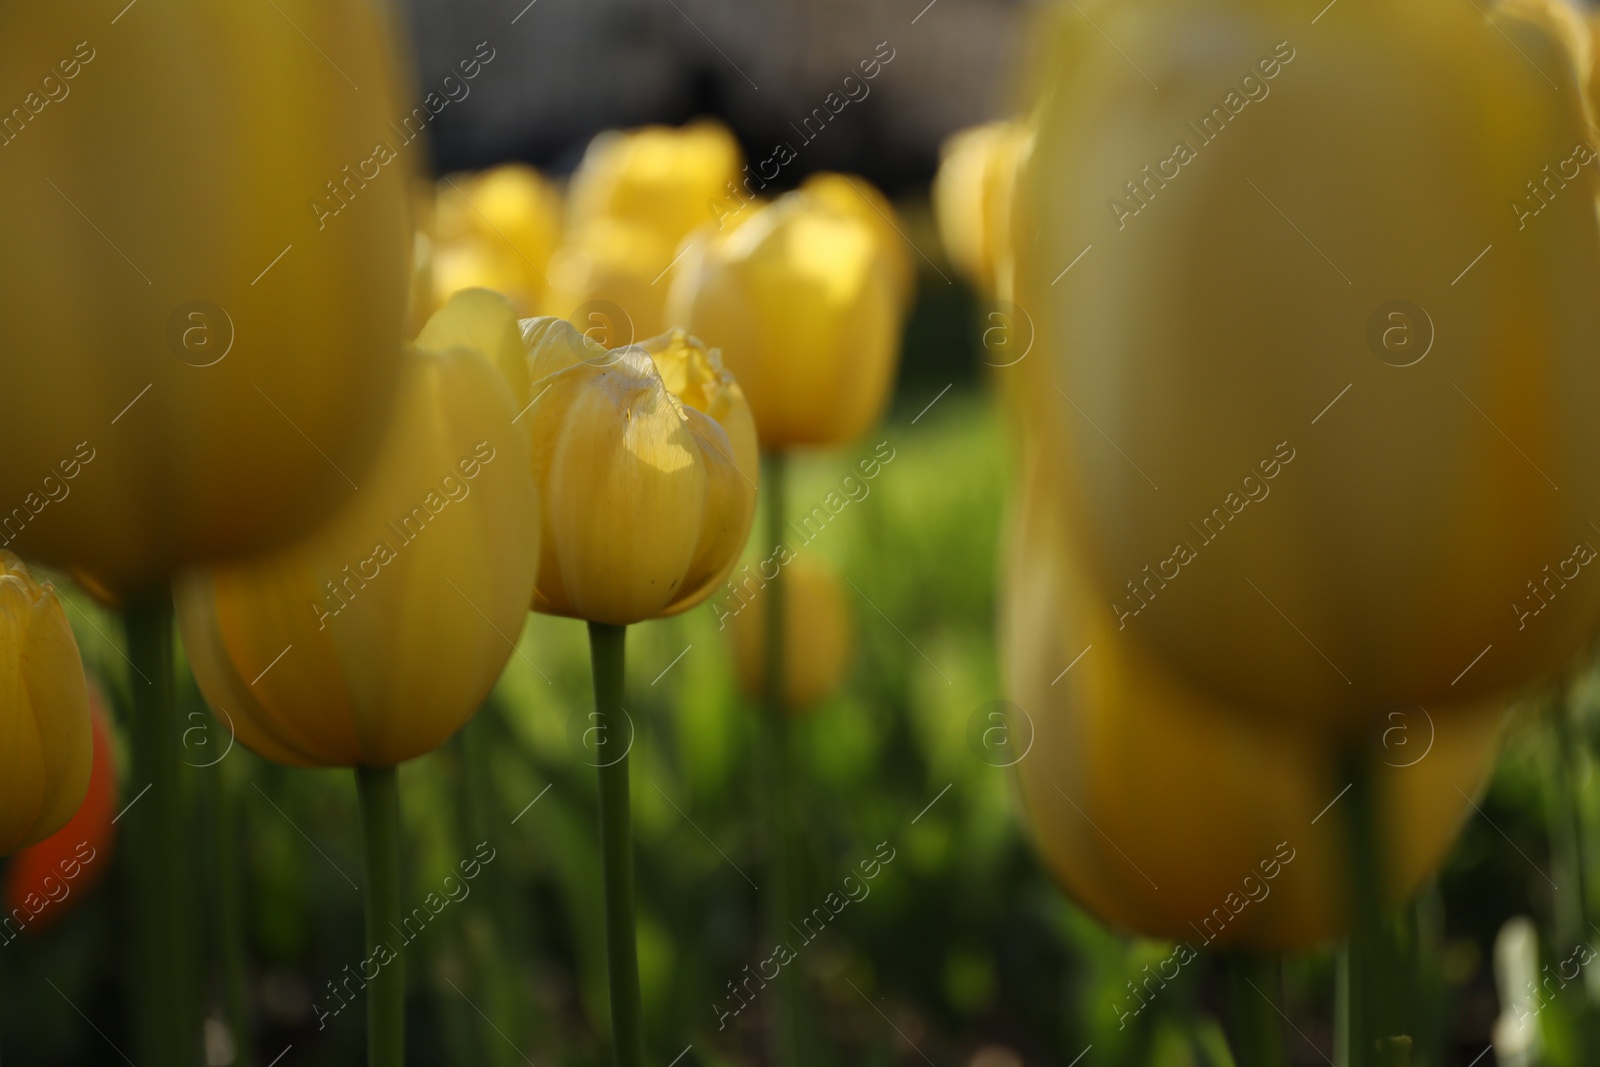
[356,765,404,1067]
[124,590,202,1066]
[589,621,644,1067]
[199,757,255,1067]
[760,451,802,1067]
[1340,748,1410,1067]
[1225,953,1288,1067]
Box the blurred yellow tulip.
[1003,447,1504,949]
[543,217,677,341]
[0,552,92,855]
[1015,0,1600,729]
[799,172,915,309]
[521,320,758,625]
[668,180,908,449]
[0,1,416,596]
[174,291,540,768]
[433,163,563,315]
[727,559,854,711]
[934,120,1032,296]
[568,120,743,246]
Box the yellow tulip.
[667,180,908,449]
[174,290,540,768]
[727,559,854,711]
[0,1,416,596]
[1004,447,1504,949]
[0,552,92,855]
[933,120,1032,295]
[799,172,915,310]
[543,217,677,342]
[521,320,758,625]
[1014,0,1600,729]
[568,120,743,247]
[433,163,563,315]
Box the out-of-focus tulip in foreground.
[522,320,758,625]
[728,558,854,712]
[0,2,414,595]
[1015,0,1600,730]
[434,163,563,315]
[1004,448,1504,949]
[5,684,115,934]
[669,175,910,449]
[175,290,540,768]
[0,552,91,856]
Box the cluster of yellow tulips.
[934,0,1600,1060]
[0,2,910,1061]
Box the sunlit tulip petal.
[521,319,758,625]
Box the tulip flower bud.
[1016,0,1600,727]
[568,120,743,247]
[934,120,1032,295]
[434,164,563,315]
[175,291,541,768]
[668,180,908,449]
[799,173,915,311]
[1003,452,1504,948]
[521,320,758,625]
[543,217,677,341]
[0,2,416,595]
[5,685,116,931]
[0,553,92,855]
[727,559,854,711]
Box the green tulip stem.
[588,621,645,1067]
[124,590,202,1066]
[1551,696,1590,948]
[356,765,404,1067]
[199,755,255,1067]
[761,450,803,1067]
[1225,954,1288,1067]
[1339,748,1408,1067]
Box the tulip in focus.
[727,559,854,712]
[1015,0,1600,729]
[934,120,1032,295]
[434,163,563,315]
[521,320,759,625]
[5,683,116,935]
[0,552,92,857]
[1003,449,1504,948]
[0,1,415,594]
[668,177,910,449]
[175,289,541,768]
